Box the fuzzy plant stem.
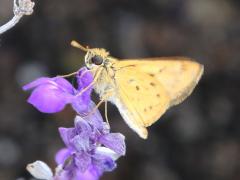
[0,0,35,35]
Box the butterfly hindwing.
[112,65,170,139]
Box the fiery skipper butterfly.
[71,41,204,139]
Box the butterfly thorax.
[94,67,116,97]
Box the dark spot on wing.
[150,82,155,86]
[156,94,160,98]
[136,86,140,90]
[149,106,152,110]
[124,64,136,68]
[149,73,155,77]
[181,62,188,71]
[159,68,164,73]
[128,79,134,83]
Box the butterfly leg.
[76,68,103,97]
[57,71,78,78]
[82,99,105,117]
[83,90,114,122]
[105,101,109,125]
[57,68,97,78]
[101,89,114,126]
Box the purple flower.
[24,67,126,180]
[55,114,126,179]
[22,67,93,114]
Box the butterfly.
[71,41,204,139]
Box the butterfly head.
[84,48,109,69]
[71,40,110,70]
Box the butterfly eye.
[91,55,103,65]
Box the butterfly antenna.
[71,40,88,52]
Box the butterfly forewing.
[115,57,204,106]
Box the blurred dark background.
[0,0,240,179]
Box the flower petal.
[92,153,116,172]
[55,148,71,165]
[22,77,52,91]
[55,165,101,180]
[23,77,77,113]
[71,97,90,115]
[74,116,92,137]
[26,161,53,180]
[99,133,126,156]
[75,152,92,172]
[77,67,94,91]
[71,134,90,152]
[82,102,105,131]
[75,166,102,180]
[71,68,94,114]
[95,147,120,161]
[54,77,76,94]
[58,127,76,148]
[27,84,74,113]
